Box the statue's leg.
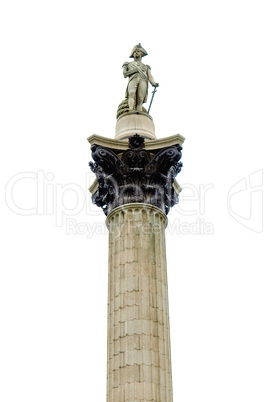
[128,79,138,111]
[136,79,147,112]
[128,96,135,111]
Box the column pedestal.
[106,203,173,402]
[115,113,156,141]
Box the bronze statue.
[122,43,159,113]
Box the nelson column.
[88,43,185,401]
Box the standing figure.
[123,43,159,112]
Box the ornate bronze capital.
[89,134,183,216]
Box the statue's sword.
[148,86,158,114]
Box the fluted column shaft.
[106,203,173,401]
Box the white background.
[1,0,267,401]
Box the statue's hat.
[130,43,148,58]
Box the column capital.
[89,134,184,216]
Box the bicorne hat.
[129,43,148,58]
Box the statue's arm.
[123,62,138,78]
[122,63,131,78]
[147,66,159,87]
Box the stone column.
[106,203,172,401]
[88,129,185,401]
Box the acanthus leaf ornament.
[89,134,183,216]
